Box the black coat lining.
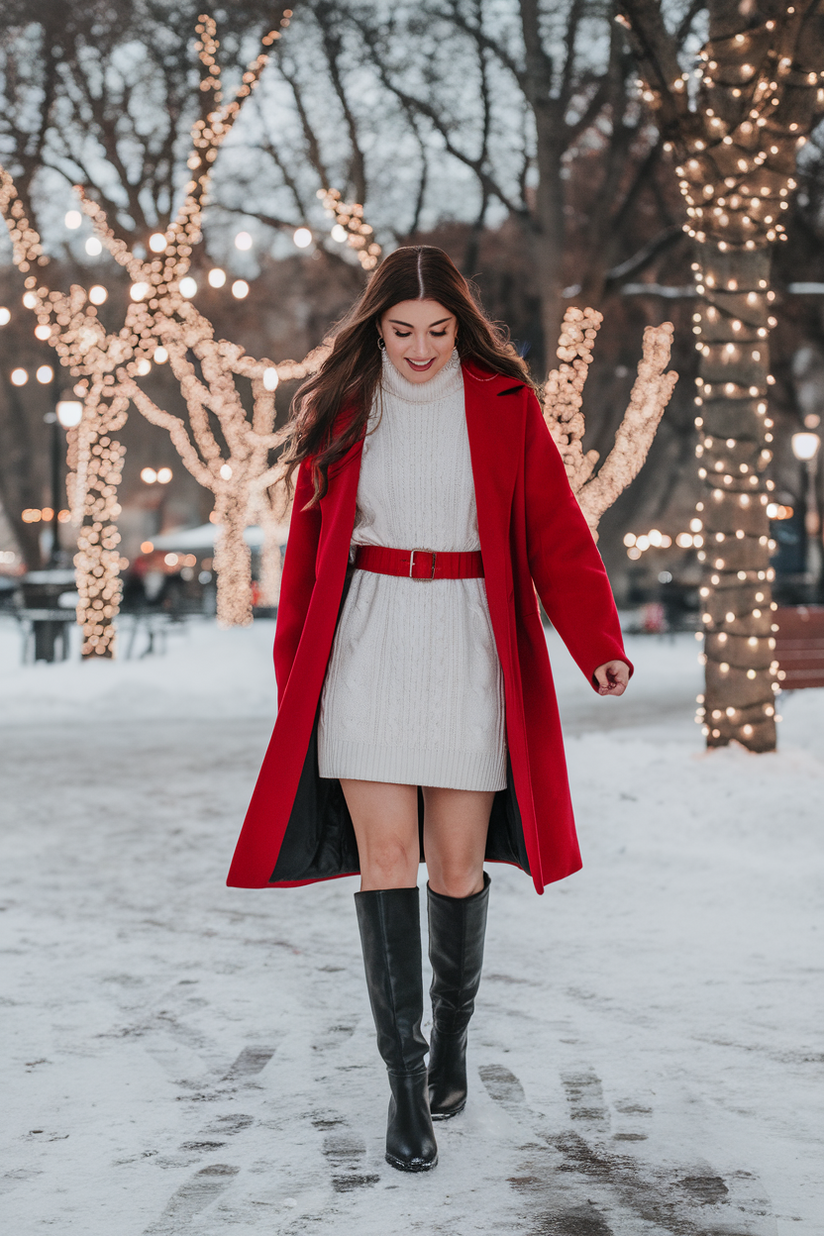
[270,719,529,883]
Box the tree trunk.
[530,131,567,365]
[258,525,284,608]
[619,0,824,751]
[72,396,127,658]
[519,0,568,362]
[213,498,253,628]
[693,243,777,750]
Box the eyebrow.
[388,317,453,327]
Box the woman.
[227,247,631,1173]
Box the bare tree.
[0,1,280,238]
[342,0,700,367]
[0,8,296,651]
[0,1,295,574]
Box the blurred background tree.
[1,0,822,609]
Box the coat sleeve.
[523,392,633,688]
[273,458,322,697]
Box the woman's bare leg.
[421,787,495,899]
[340,779,420,890]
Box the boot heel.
[385,1070,438,1171]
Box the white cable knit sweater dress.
[317,350,507,791]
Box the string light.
[22,507,71,523]
[318,189,383,270]
[0,8,298,649]
[543,308,677,535]
[621,5,823,753]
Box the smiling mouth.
[406,358,435,371]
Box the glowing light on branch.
[319,188,383,270]
[621,2,822,753]
[542,307,677,535]
[0,8,297,649]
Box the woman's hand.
[594,661,630,697]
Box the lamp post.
[37,366,59,566]
[140,466,173,534]
[50,399,83,567]
[791,431,821,601]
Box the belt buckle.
[409,549,436,581]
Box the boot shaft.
[355,885,428,1073]
[427,872,490,1031]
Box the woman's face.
[378,299,458,384]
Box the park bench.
[15,569,77,663]
[774,605,824,690]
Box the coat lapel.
[462,363,523,634]
[318,435,364,580]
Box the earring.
[377,336,386,350]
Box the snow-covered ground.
[1,614,822,1236]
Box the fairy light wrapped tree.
[0,10,299,649]
[617,0,824,752]
[0,182,135,658]
[0,6,671,656]
[543,306,678,534]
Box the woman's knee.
[359,834,419,888]
[427,861,484,900]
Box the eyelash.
[393,330,448,338]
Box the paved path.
[1,624,822,1234]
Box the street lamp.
[791,431,820,463]
[140,466,173,485]
[791,431,821,599]
[56,400,83,428]
[41,398,84,567]
[140,465,173,534]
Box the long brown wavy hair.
[280,245,533,506]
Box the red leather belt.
[353,545,484,581]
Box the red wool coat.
[227,362,632,895]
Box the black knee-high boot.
[427,872,491,1120]
[355,886,438,1172]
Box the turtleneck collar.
[379,348,463,405]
